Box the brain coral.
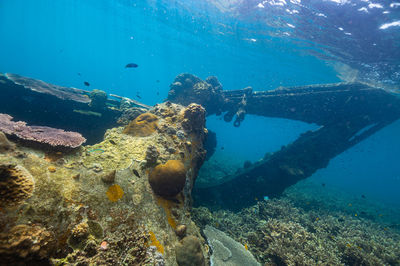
[123,113,158,137]
[148,160,186,197]
[0,164,34,208]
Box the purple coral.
[0,113,86,148]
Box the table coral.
[0,163,35,208]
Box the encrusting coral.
[0,163,35,208]
[149,160,187,198]
[123,112,158,137]
[0,224,56,264]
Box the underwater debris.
[0,113,86,148]
[175,235,205,266]
[106,184,124,202]
[0,131,15,152]
[0,164,35,208]
[123,112,158,137]
[148,160,186,198]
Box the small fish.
[84,81,90,86]
[132,169,140,178]
[156,91,160,96]
[361,194,366,199]
[125,63,138,68]
[88,148,105,154]
[322,183,326,187]
[77,72,81,76]
[221,146,224,150]
[156,79,160,83]
[136,93,142,99]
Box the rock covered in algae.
[148,160,186,198]
[0,224,56,264]
[145,145,160,166]
[123,112,158,137]
[0,163,34,208]
[182,103,206,133]
[89,89,107,110]
[0,132,15,152]
[175,235,206,266]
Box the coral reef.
[0,224,56,264]
[149,160,186,198]
[193,183,400,265]
[0,113,86,148]
[0,163,34,208]
[123,112,159,137]
[175,235,205,266]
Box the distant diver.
[84,81,90,86]
[125,63,139,68]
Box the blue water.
[1,0,399,205]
